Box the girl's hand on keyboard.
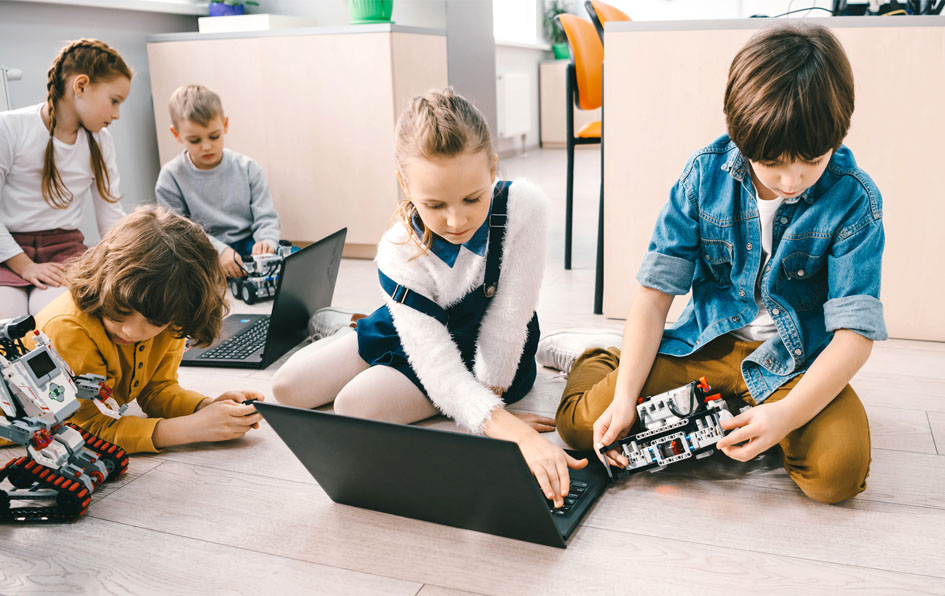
[518,434,588,509]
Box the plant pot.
[552,42,570,60]
[349,0,394,24]
[209,2,245,16]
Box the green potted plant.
[209,0,259,17]
[348,0,394,24]
[543,0,572,59]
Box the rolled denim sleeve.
[636,174,700,296]
[824,210,887,341]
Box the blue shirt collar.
[411,204,491,268]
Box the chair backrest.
[555,14,603,111]
[585,0,632,42]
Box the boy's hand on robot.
[219,248,247,278]
[717,401,792,462]
[20,261,67,289]
[592,399,637,469]
[251,241,275,256]
[196,391,265,435]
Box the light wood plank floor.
[3,148,944,595]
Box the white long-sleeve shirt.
[375,178,548,433]
[0,103,124,262]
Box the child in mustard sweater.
[31,206,264,453]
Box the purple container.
[208,2,245,16]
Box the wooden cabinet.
[147,26,448,254]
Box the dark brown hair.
[393,87,494,255]
[43,38,132,208]
[168,84,224,128]
[724,24,854,163]
[68,206,228,347]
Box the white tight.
[272,330,439,424]
[0,285,67,320]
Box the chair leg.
[565,134,574,270]
[594,176,604,315]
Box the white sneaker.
[308,307,366,341]
[536,328,624,374]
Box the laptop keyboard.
[198,319,269,360]
[547,480,589,516]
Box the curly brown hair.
[724,24,854,163]
[68,206,228,347]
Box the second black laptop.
[181,228,346,369]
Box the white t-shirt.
[0,103,124,262]
[731,196,785,342]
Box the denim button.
[746,243,753,251]
[739,289,746,297]
[765,265,771,273]
[794,348,802,356]
[797,270,805,277]
[780,217,789,225]
[771,308,780,316]
[731,316,740,322]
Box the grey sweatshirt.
[155,148,281,253]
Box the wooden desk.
[602,17,945,341]
[147,25,448,256]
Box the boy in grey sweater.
[155,84,281,278]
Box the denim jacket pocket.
[776,251,828,312]
[701,238,734,286]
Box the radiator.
[496,72,531,139]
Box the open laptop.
[255,402,610,548]
[181,228,346,369]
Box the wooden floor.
[3,148,945,595]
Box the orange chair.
[585,0,631,43]
[555,14,602,276]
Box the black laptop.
[255,402,610,548]
[181,228,346,369]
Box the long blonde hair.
[43,38,132,209]
[393,87,493,254]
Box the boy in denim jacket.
[553,24,885,503]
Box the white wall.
[0,0,197,242]
[494,44,550,156]
[250,0,447,28]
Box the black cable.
[752,6,836,17]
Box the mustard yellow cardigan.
[27,291,207,454]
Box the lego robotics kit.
[598,378,750,482]
[0,316,128,522]
[229,241,296,305]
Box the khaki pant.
[555,334,870,504]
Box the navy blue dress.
[356,181,540,405]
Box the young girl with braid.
[0,38,129,319]
[273,88,587,509]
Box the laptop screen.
[267,228,346,359]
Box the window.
[493,0,540,45]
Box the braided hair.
[43,38,132,209]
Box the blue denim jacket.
[637,135,887,403]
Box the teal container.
[552,42,570,60]
[349,0,394,24]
